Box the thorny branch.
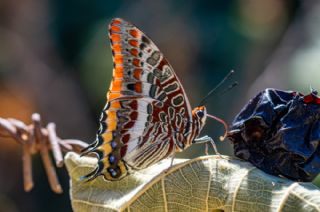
[0,113,88,194]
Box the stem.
[32,113,62,194]
[47,123,63,167]
[22,142,33,192]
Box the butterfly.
[81,18,227,181]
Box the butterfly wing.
[82,18,193,181]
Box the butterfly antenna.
[219,81,238,96]
[198,70,235,106]
[207,114,228,141]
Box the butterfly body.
[81,18,207,181]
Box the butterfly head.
[192,106,207,129]
[192,106,229,142]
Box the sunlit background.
[1,0,320,211]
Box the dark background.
[1,0,320,211]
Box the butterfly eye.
[197,110,204,118]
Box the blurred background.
[1,0,320,211]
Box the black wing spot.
[127,83,135,91]
[139,43,146,50]
[141,35,150,44]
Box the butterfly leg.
[164,151,176,174]
[193,135,221,157]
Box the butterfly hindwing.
[82,18,193,181]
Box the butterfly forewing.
[82,18,194,181]
[108,18,192,110]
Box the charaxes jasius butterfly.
[81,18,229,181]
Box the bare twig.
[0,118,24,143]
[32,114,62,193]
[47,123,63,167]
[22,142,33,192]
[0,113,88,194]
[62,139,88,152]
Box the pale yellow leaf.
[65,152,320,212]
